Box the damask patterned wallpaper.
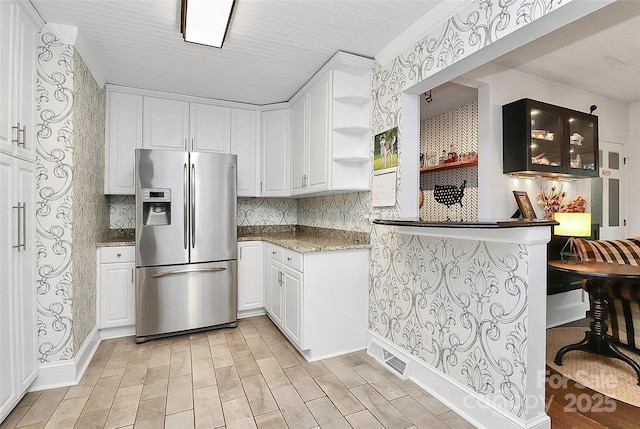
[298,192,370,232]
[369,0,572,419]
[70,50,107,356]
[420,102,478,222]
[110,192,370,231]
[35,32,76,363]
[35,30,107,363]
[370,226,530,416]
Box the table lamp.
[553,212,592,263]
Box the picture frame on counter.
[513,190,536,220]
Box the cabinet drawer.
[269,246,283,262]
[100,246,135,263]
[282,249,303,272]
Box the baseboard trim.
[30,326,101,392]
[546,289,589,328]
[238,308,266,319]
[99,325,135,340]
[366,332,550,429]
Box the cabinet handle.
[286,257,292,262]
[12,202,26,252]
[131,268,134,283]
[19,125,26,147]
[12,123,20,146]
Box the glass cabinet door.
[568,115,597,173]
[529,106,562,168]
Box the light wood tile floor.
[0,315,475,429]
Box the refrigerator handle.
[183,163,188,250]
[191,163,196,249]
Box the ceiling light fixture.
[181,0,235,48]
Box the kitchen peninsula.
[370,219,556,429]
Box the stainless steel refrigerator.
[135,149,237,342]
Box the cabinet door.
[231,109,259,197]
[268,261,283,326]
[1,0,38,161]
[261,109,290,196]
[99,262,135,329]
[306,75,329,192]
[0,1,14,157]
[282,266,302,347]
[0,154,16,415]
[290,94,307,195]
[14,159,36,391]
[105,91,143,194]
[190,103,231,153]
[12,3,38,162]
[237,241,263,312]
[143,97,189,150]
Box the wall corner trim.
[29,326,100,392]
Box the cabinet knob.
[272,251,277,255]
[117,253,122,257]
[287,257,292,261]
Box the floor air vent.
[368,339,410,379]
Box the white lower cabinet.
[265,243,369,361]
[0,153,37,423]
[237,241,264,317]
[98,246,135,338]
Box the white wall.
[474,67,630,220]
[628,102,640,236]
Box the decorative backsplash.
[110,192,370,232]
[420,102,478,222]
[298,192,370,232]
[237,198,297,226]
[109,195,136,228]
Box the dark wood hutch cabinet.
[503,98,599,178]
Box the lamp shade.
[553,212,592,237]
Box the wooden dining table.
[548,260,640,385]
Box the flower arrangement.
[536,185,566,219]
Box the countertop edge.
[372,219,558,228]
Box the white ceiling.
[29,0,441,105]
[29,0,640,108]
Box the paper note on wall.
[372,170,397,207]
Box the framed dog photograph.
[374,127,398,171]
[513,190,536,220]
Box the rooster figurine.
[434,180,466,221]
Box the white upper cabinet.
[105,91,143,194]
[143,97,190,150]
[0,0,39,162]
[306,75,330,193]
[261,108,290,197]
[290,95,307,195]
[190,103,231,153]
[289,52,373,196]
[143,96,232,153]
[105,88,246,195]
[231,109,259,197]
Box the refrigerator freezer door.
[136,149,189,267]
[190,152,237,263]
[135,260,237,341]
